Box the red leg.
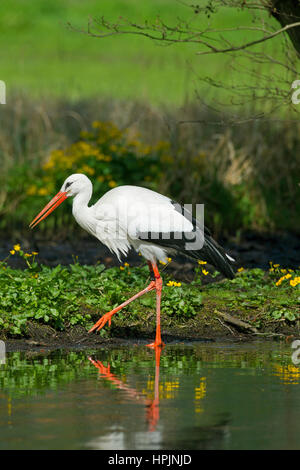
[89,280,156,333]
[89,261,165,347]
[147,262,165,349]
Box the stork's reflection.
[88,346,162,432]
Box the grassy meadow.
[0,0,289,104]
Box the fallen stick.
[214,310,258,334]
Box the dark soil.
[4,314,296,352]
[1,230,300,279]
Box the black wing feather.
[138,200,235,279]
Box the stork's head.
[60,173,92,197]
[29,173,92,229]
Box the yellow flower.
[13,244,21,251]
[92,120,102,128]
[38,188,48,196]
[108,180,117,188]
[42,159,55,170]
[124,262,130,267]
[238,267,244,272]
[120,266,125,271]
[198,260,207,265]
[80,165,95,176]
[275,273,292,286]
[10,250,15,255]
[159,257,171,265]
[202,269,209,276]
[80,130,93,139]
[273,264,280,268]
[290,276,300,287]
[97,175,105,183]
[24,253,32,257]
[32,252,38,256]
[26,185,37,196]
[167,281,181,287]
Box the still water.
[0,341,299,450]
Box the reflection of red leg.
[147,346,162,432]
[88,357,111,376]
[89,344,163,433]
[89,280,156,333]
[88,357,144,401]
[147,263,165,349]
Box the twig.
[197,22,300,55]
[217,317,237,336]
[214,309,258,333]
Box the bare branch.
[67,0,300,122]
[196,21,300,55]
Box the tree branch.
[69,15,300,57]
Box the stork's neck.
[72,186,93,222]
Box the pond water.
[0,341,299,450]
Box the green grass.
[0,248,299,339]
[0,0,288,105]
[203,268,300,327]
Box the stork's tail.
[190,235,236,279]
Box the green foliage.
[1,247,299,339]
[204,265,300,329]
[2,121,169,232]
[39,121,168,197]
[0,250,202,337]
[162,287,202,318]
[1,97,300,236]
[270,308,297,322]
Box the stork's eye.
[65,182,73,189]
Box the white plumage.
[69,176,194,263]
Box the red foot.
[89,311,114,333]
[147,341,165,349]
[88,357,112,376]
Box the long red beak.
[29,191,68,229]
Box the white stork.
[30,173,235,348]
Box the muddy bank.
[3,314,296,352]
[2,323,232,352]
